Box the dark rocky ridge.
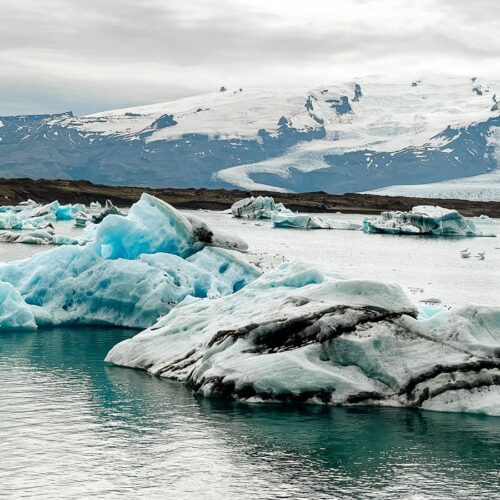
[1,177,499,217]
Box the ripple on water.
[1,327,500,499]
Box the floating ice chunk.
[17,199,39,209]
[106,261,500,416]
[0,227,80,246]
[91,200,125,224]
[93,193,247,260]
[363,205,495,237]
[90,201,102,209]
[272,213,361,230]
[0,212,48,230]
[27,201,85,220]
[0,194,259,330]
[272,213,331,229]
[231,196,293,219]
[74,212,88,228]
[0,200,86,229]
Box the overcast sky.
[1,0,499,115]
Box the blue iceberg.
[0,194,259,329]
[0,200,87,229]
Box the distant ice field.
[0,211,498,309]
[185,210,500,309]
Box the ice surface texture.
[363,205,495,237]
[107,261,500,416]
[0,194,259,329]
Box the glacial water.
[0,326,499,499]
[1,212,499,498]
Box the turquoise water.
[1,328,499,499]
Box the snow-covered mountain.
[1,77,499,199]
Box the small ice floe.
[74,212,88,228]
[91,200,126,224]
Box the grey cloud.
[0,0,498,114]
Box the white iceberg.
[363,205,495,237]
[0,228,79,246]
[272,213,361,230]
[231,196,292,219]
[106,261,500,416]
[0,194,259,329]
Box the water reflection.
[1,327,499,499]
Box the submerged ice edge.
[106,260,500,417]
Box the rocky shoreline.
[1,177,499,217]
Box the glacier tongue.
[0,194,259,329]
[105,261,500,416]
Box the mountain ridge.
[0,77,498,199]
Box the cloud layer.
[1,0,499,115]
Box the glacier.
[363,205,495,237]
[0,77,498,197]
[106,261,500,416]
[0,194,259,329]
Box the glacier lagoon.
[1,326,499,499]
[0,202,499,497]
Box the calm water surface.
[1,327,499,499]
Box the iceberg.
[272,213,361,230]
[0,200,86,229]
[0,212,48,230]
[363,205,494,237]
[106,261,500,416]
[0,194,259,330]
[91,200,126,224]
[231,196,292,219]
[232,196,360,230]
[27,200,86,220]
[0,228,79,246]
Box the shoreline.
[1,177,499,217]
